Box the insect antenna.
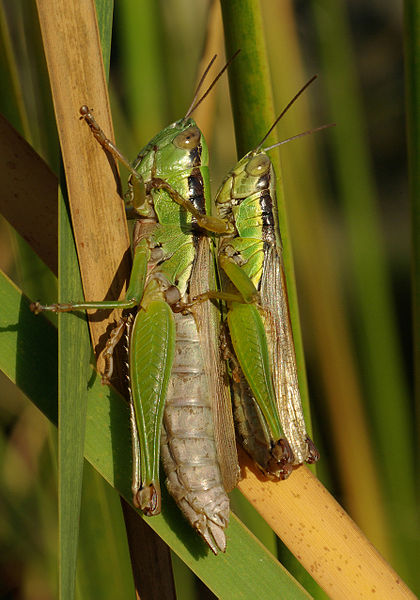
[184,49,241,120]
[183,54,218,122]
[263,123,336,152]
[255,74,318,152]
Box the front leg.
[79,106,146,213]
[218,254,260,304]
[30,238,150,315]
[148,177,233,234]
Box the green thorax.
[215,150,277,290]
[133,118,210,297]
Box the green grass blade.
[0,272,57,422]
[170,551,199,600]
[20,1,59,171]
[0,270,311,600]
[76,463,135,600]
[220,0,276,154]
[94,0,114,79]
[229,488,277,555]
[58,186,91,600]
[0,3,30,137]
[115,0,167,146]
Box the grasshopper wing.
[190,236,240,492]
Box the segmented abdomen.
[160,311,229,554]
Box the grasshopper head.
[134,118,209,180]
[215,149,273,219]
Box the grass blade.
[0,270,316,600]
[1,270,415,598]
[76,462,135,599]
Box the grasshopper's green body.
[131,120,210,301]
[129,118,239,552]
[214,149,319,479]
[32,107,239,553]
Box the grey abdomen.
[160,312,229,554]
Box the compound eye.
[245,153,270,176]
[173,126,201,149]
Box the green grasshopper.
[195,77,331,479]
[31,56,240,553]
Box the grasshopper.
[31,56,239,553]
[195,77,332,479]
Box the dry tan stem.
[238,448,415,599]
[36,0,130,371]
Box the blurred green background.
[0,1,418,598]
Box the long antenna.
[263,123,336,152]
[183,54,218,121]
[255,74,318,151]
[184,49,241,120]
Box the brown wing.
[189,236,240,491]
[259,244,310,464]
